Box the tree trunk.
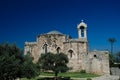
[111,43,113,54]
[54,70,58,80]
[55,70,58,77]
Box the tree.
[118,52,120,58]
[38,52,69,77]
[117,52,120,68]
[109,53,115,67]
[116,51,120,63]
[38,52,55,71]
[0,43,40,80]
[0,43,22,80]
[108,38,116,54]
[19,54,40,79]
[54,53,69,76]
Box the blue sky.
[0,0,120,53]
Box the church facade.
[24,21,110,75]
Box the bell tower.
[77,20,87,39]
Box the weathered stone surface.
[92,75,119,80]
[111,67,120,76]
[24,21,110,75]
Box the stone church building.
[24,21,110,75]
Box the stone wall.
[37,34,68,54]
[85,51,110,75]
[24,31,110,75]
[24,42,38,62]
[111,67,120,76]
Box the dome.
[47,30,63,35]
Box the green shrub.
[87,78,92,80]
[111,64,120,67]
[80,70,86,73]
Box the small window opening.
[56,47,60,53]
[94,55,97,58]
[43,43,48,53]
[68,50,73,58]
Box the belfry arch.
[77,20,87,38]
[80,26,85,37]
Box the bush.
[63,77,70,80]
[119,64,120,69]
[111,63,120,67]
[87,78,92,80]
[80,70,86,73]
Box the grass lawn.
[40,72,99,78]
[21,72,99,80]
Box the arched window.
[80,26,84,37]
[68,50,73,58]
[56,47,61,53]
[43,43,48,53]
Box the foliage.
[118,52,120,57]
[38,52,69,76]
[116,51,120,63]
[108,38,116,54]
[19,54,40,79]
[53,53,69,73]
[87,78,92,80]
[114,51,120,68]
[0,43,22,79]
[108,38,116,67]
[38,52,55,70]
[80,70,86,73]
[0,43,40,80]
[109,53,115,67]
[111,63,120,67]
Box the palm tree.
[108,38,116,54]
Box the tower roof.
[77,20,87,29]
[47,30,63,35]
